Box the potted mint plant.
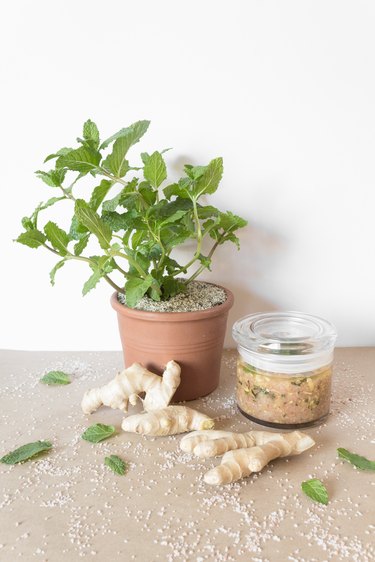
[16,120,247,400]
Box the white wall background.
[1,0,375,350]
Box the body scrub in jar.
[232,312,337,429]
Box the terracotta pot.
[111,285,234,402]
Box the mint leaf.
[83,119,100,149]
[35,169,66,187]
[56,146,101,173]
[102,121,151,177]
[44,147,73,163]
[75,199,112,249]
[40,370,71,385]
[125,275,154,307]
[1,441,52,464]
[104,455,127,475]
[74,234,90,256]
[89,180,112,211]
[194,157,223,197]
[16,230,46,249]
[82,257,114,295]
[337,448,375,471]
[301,478,329,505]
[81,424,116,443]
[184,164,207,180]
[82,269,103,296]
[100,120,150,150]
[143,151,167,188]
[44,222,70,255]
[49,259,66,285]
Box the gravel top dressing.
[118,280,227,312]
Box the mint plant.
[16,120,247,307]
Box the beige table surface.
[0,348,374,562]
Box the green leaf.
[82,269,103,296]
[102,210,143,232]
[49,259,66,285]
[301,479,329,505]
[56,146,101,173]
[193,157,223,197]
[125,275,154,307]
[184,164,207,180]
[89,180,112,211]
[75,199,112,249]
[138,181,157,205]
[35,169,66,187]
[100,120,150,150]
[44,147,73,163]
[102,121,150,177]
[1,441,52,464]
[82,257,114,296]
[143,151,167,188]
[44,222,70,255]
[74,234,90,256]
[81,423,116,443]
[161,277,186,300]
[16,230,46,249]
[21,217,34,230]
[83,119,100,149]
[337,448,375,471]
[40,370,71,385]
[104,455,127,475]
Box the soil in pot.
[112,281,233,402]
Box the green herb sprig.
[16,120,247,307]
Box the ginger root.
[121,406,215,436]
[202,430,315,485]
[81,361,181,414]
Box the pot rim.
[110,282,234,322]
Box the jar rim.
[232,311,337,356]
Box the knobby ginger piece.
[203,430,315,485]
[121,406,215,436]
[180,429,313,458]
[81,361,181,414]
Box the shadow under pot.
[111,284,234,402]
[232,311,337,429]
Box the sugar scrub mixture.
[237,359,332,426]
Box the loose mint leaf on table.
[301,478,329,505]
[81,424,116,443]
[337,448,375,471]
[104,455,128,475]
[1,441,52,464]
[40,371,71,385]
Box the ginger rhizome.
[122,406,215,436]
[81,361,181,414]
[180,429,315,485]
[81,360,214,436]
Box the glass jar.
[232,312,337,429]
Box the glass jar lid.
[232,311,337,374]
